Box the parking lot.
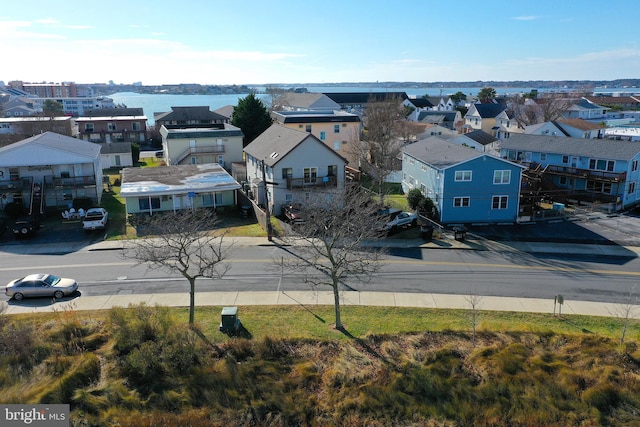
[0,216,106,248]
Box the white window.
[107,123,116,131]
[455,171,472,182]
[453,197,470,207]
[85,123,94,131]
[334,124,340,133]
[562,155,569,164]
[285,193,293,202]
[320,131,326,141]
[633,160,638,172]
[303,167,317,183]
[493,170,511,184]
[333,141,340,150]
[492,196,508,209]
[630,182,636,194]
[132,122,141,131]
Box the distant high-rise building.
[8,81,78,98]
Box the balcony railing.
[287,175,337,189]
[174,145,225,164]
[44,175,97,188]
[543,165,626,183]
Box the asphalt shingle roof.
[323,92,409,104]
[463,130,498,146]
[244,124,346,167]
[154,106,227,122]
[472,103,506,118]
[500,134,640,160]
[0,131,101,159]
[402,136,483,169]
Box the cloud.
[62,25,93,30]
[34,18,59,25]
[0,19,65,40]
[511,16,539,21]
[173,50,303,62]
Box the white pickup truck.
[82,207,109,231]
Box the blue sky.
[2,0,639,85]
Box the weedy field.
[1,303,639,426]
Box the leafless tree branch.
[124,209,233,324]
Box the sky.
[2,0,639,86]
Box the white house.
[525,119,604,139]
[160,123,244,169]
[120,163,241,215]
[100,142,133,169]
[0,132,103,212]
[243,124,348,215]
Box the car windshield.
[43,275,61,286]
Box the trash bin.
[453,226,467,241]
[219,306,241,333]
[421,225,434,241]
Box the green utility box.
[219,306,241,333]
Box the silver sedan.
[5,274,79,301]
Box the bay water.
[108,85,551,125]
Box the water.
[109,92,252,125]
[109,86,543,125]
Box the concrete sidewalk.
[2,289,635,319]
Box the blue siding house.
[401,137,525,225]
[500,134,640,211]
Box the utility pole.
[261,159,273,241]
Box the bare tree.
[507,94,543,128]
[508,92,584,128]
[466,291,483,346]
[124,209,232,325]
[264,86,286,112]
[608,286,639,344]
[537,92,582,122]
[277,186,387,330]
[355,94,409,206]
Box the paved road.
[2,217,640,315]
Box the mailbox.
[219,306,241,333]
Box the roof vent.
[270,152,279,159]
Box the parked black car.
[13,216,39,239]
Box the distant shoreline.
[93,79,639,97]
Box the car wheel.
[20,227,29,234]
[13,293,24,301]
[53,290,64,299]
[411,219,417,226]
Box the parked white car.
[82,207,109,231]
[384,211,418,231]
